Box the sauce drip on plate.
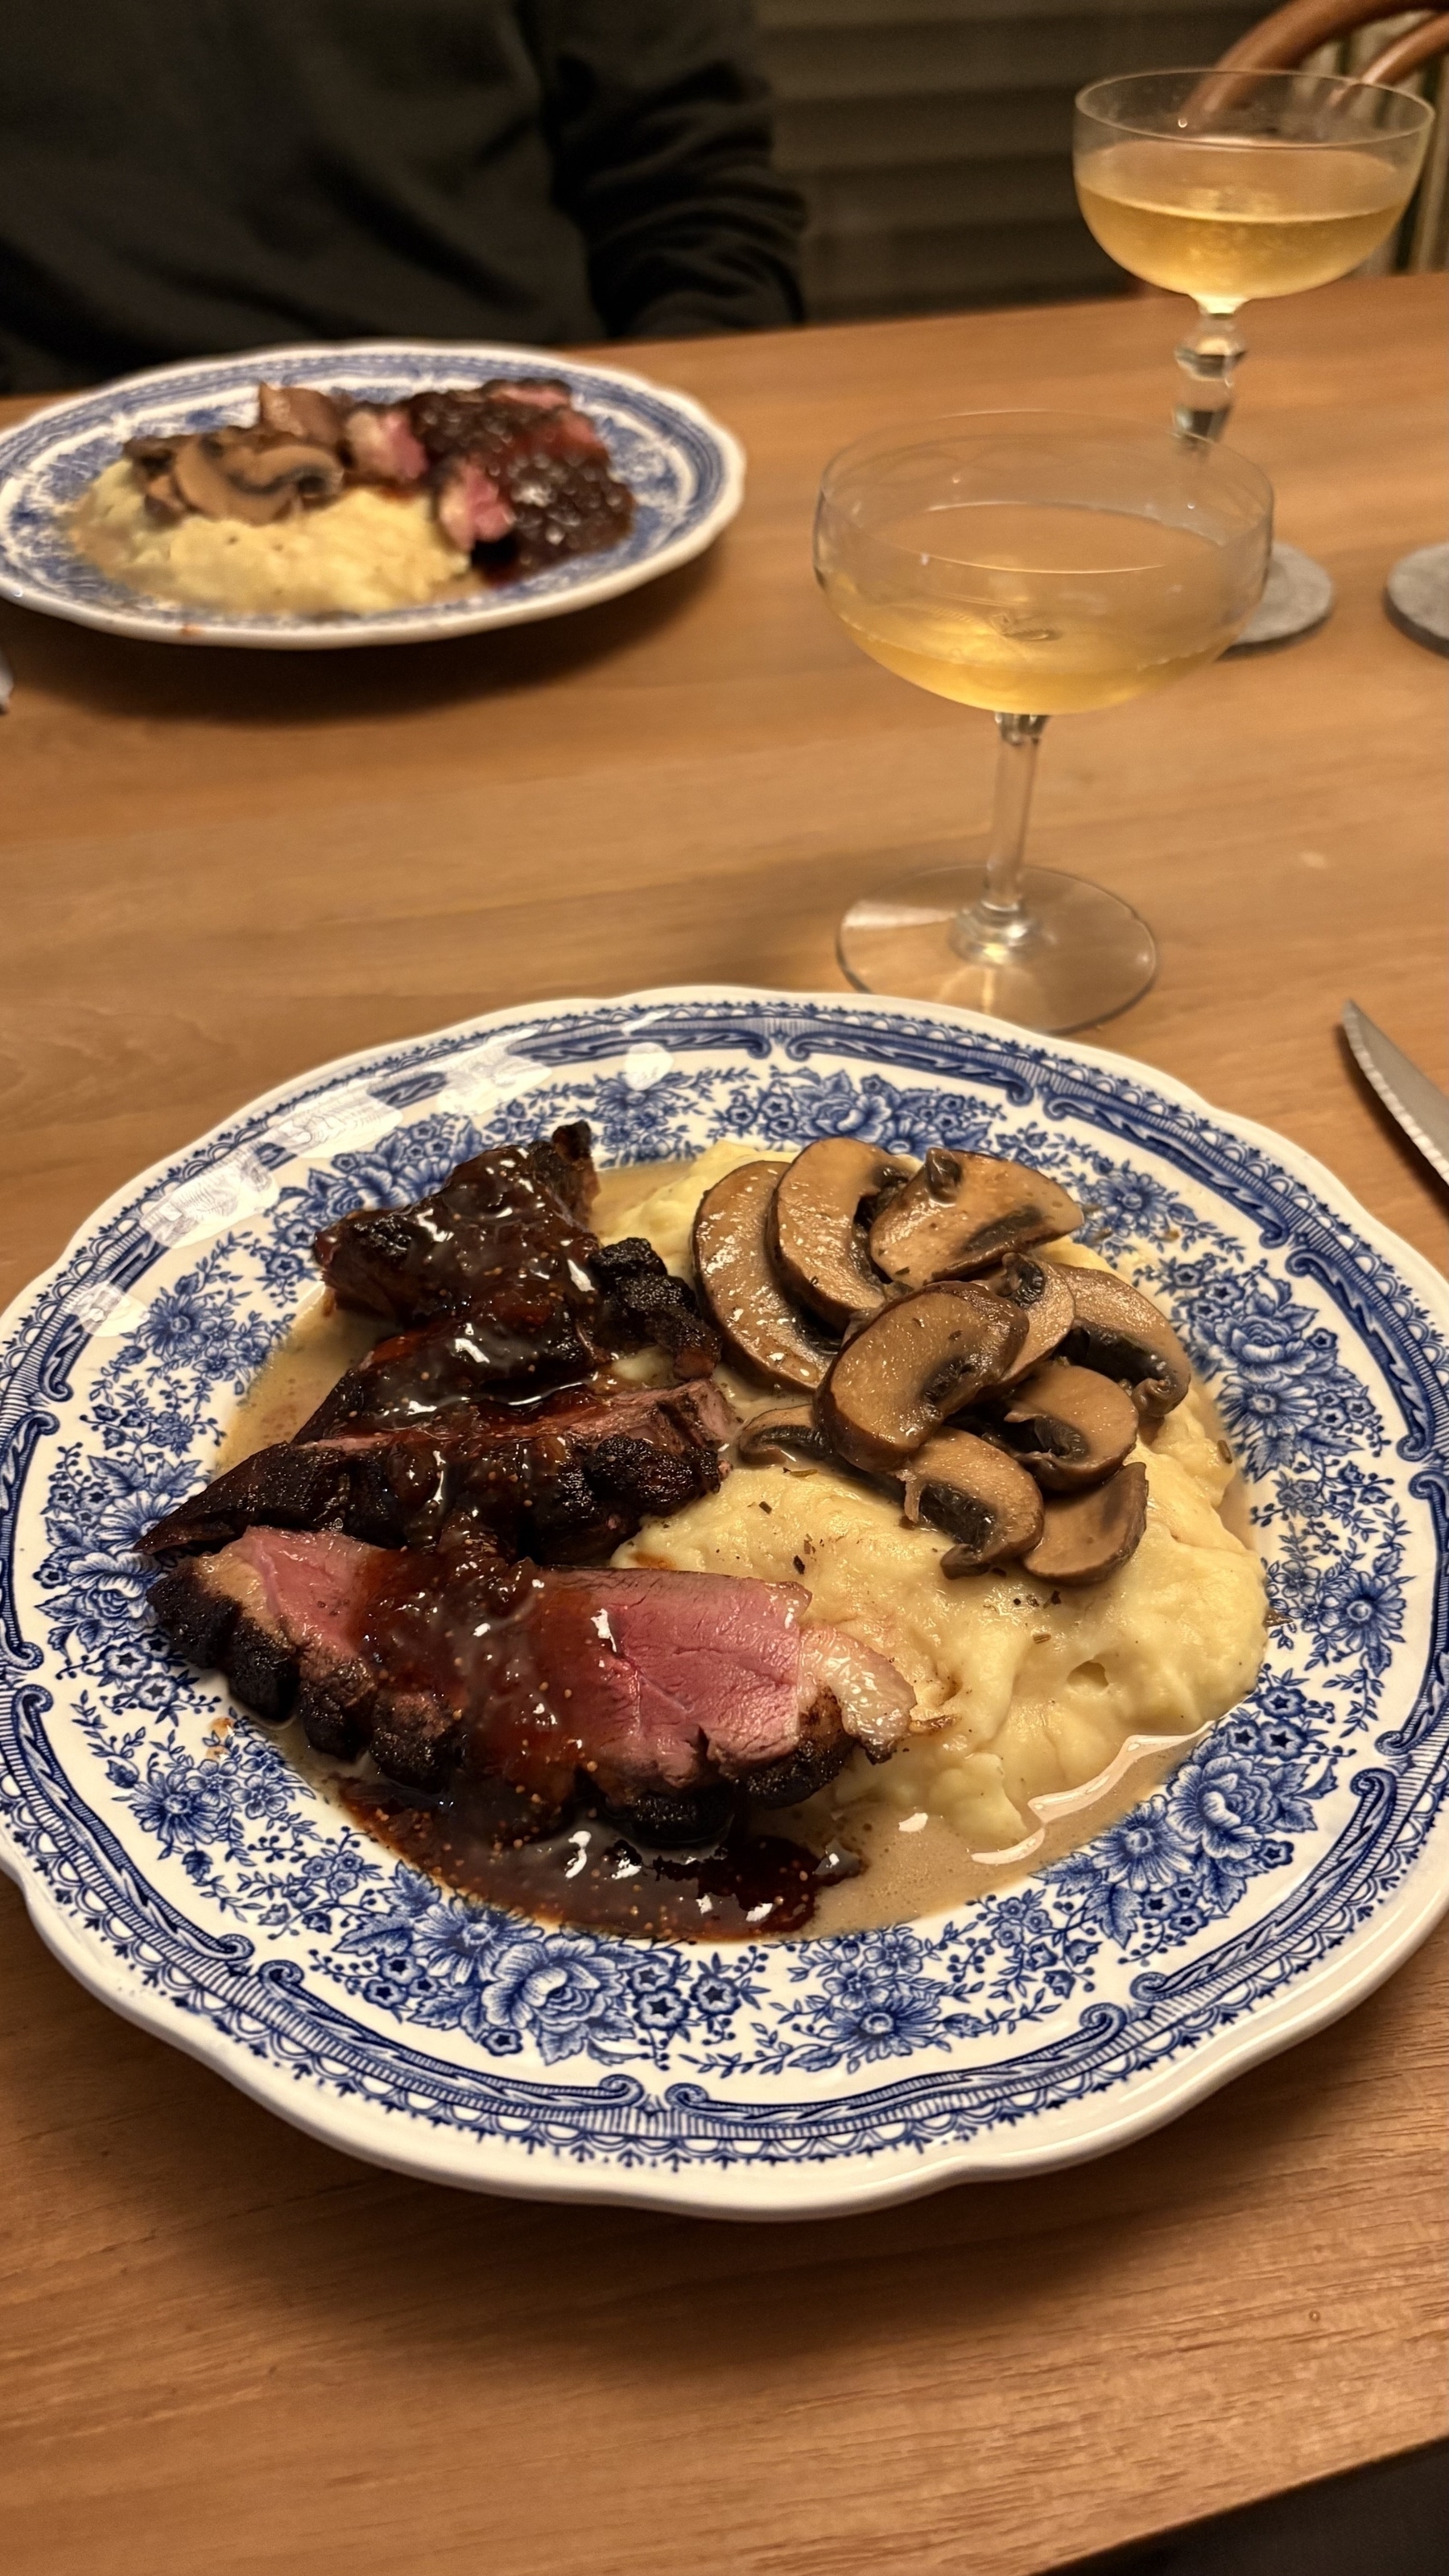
[341,1779,858,1938]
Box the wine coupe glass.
[1075,67,1432,649]
[817,411,1272,1031]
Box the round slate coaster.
[1385,541,1449,657]
[1224,542,1336,654]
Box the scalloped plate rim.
[0,340,745,649]
[1,983,1445,2219]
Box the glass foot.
[1224,541,1335,654]
[837,853,1157,1034]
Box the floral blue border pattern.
[0,344,733,642]
[2,997,1446,2174]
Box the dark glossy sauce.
[341,1781,859,1939]
[314,1129,597,1327]
[408,389,634,582]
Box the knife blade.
[1343,1001,1449,1187]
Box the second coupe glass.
[1075,68,1432,647]
[816,411,1272,1031]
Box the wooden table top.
[1,273,1445,2576]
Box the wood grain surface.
[1,273,1445,2576]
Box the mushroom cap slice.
[868,1149,1083,1288]
[169,430,344,523]
[141,470,187,524]
[692,1161,836,1391]
[256,382,345,448]
[986,1250,1075,1385]
[124,433,181,475]
[171,433,292,526]
[1020,1462,1149,1586]
[226,438,345,506]
[818,1282,1026,1475]
[1059,1268,1192,1418]
[899,1430,1045,1575]
[735,1403,835,1468]
[768,1138,913,1331]
[997,1358,1139,1492]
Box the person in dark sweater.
[0,2,806,392]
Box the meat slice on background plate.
[137,1380,737,1562]
[148,1534,914,1843]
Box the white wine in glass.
[1074,68,1432,647]
[826,503,1249,713]
[817,413,1272,1032]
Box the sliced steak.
[341,402,429,486]
[138,1380,736,1562]
[150,1534,914,1838]
[296,1303,604,1435]
[405,385,631,578]
[313,1123,598,1328]
[309,1124,720,1387]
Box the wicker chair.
[1218,9,1448,643]
[1218,4,1448,82]
[1219,6,1448,268]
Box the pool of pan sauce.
[217,1156,1257,1942]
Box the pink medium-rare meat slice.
[149,1535,915,1834]
[341,403,429,485]
[530,1570,814,1790]
[138,1379,736,1562]
[149,1527,386,1748]
[360,1557,870,1815]
[150,1527,465,1777]
[479,378,572,411]
[435,456,515,550]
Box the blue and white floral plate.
[0,342,744,649]
[1,988,1445,2218]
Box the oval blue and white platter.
[2,987,1445,2219]
[0,342,744,649]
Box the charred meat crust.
[588,1236,720,1379]
[312,1125,598,1327]
[296,1306,605,1435]
[308,1126,719,1393]
[138,1381,736,1563]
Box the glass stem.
[977,711,1049,928]
[1174,303,1246,442]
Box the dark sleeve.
[522,0,806,337]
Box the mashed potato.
[70,458,471,617]
[605,1146,1267,1856]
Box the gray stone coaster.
[1385,541,1449,657]
[1224,542,1336,655]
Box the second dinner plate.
[0,987,1445,2216]
[0,341,744,649]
